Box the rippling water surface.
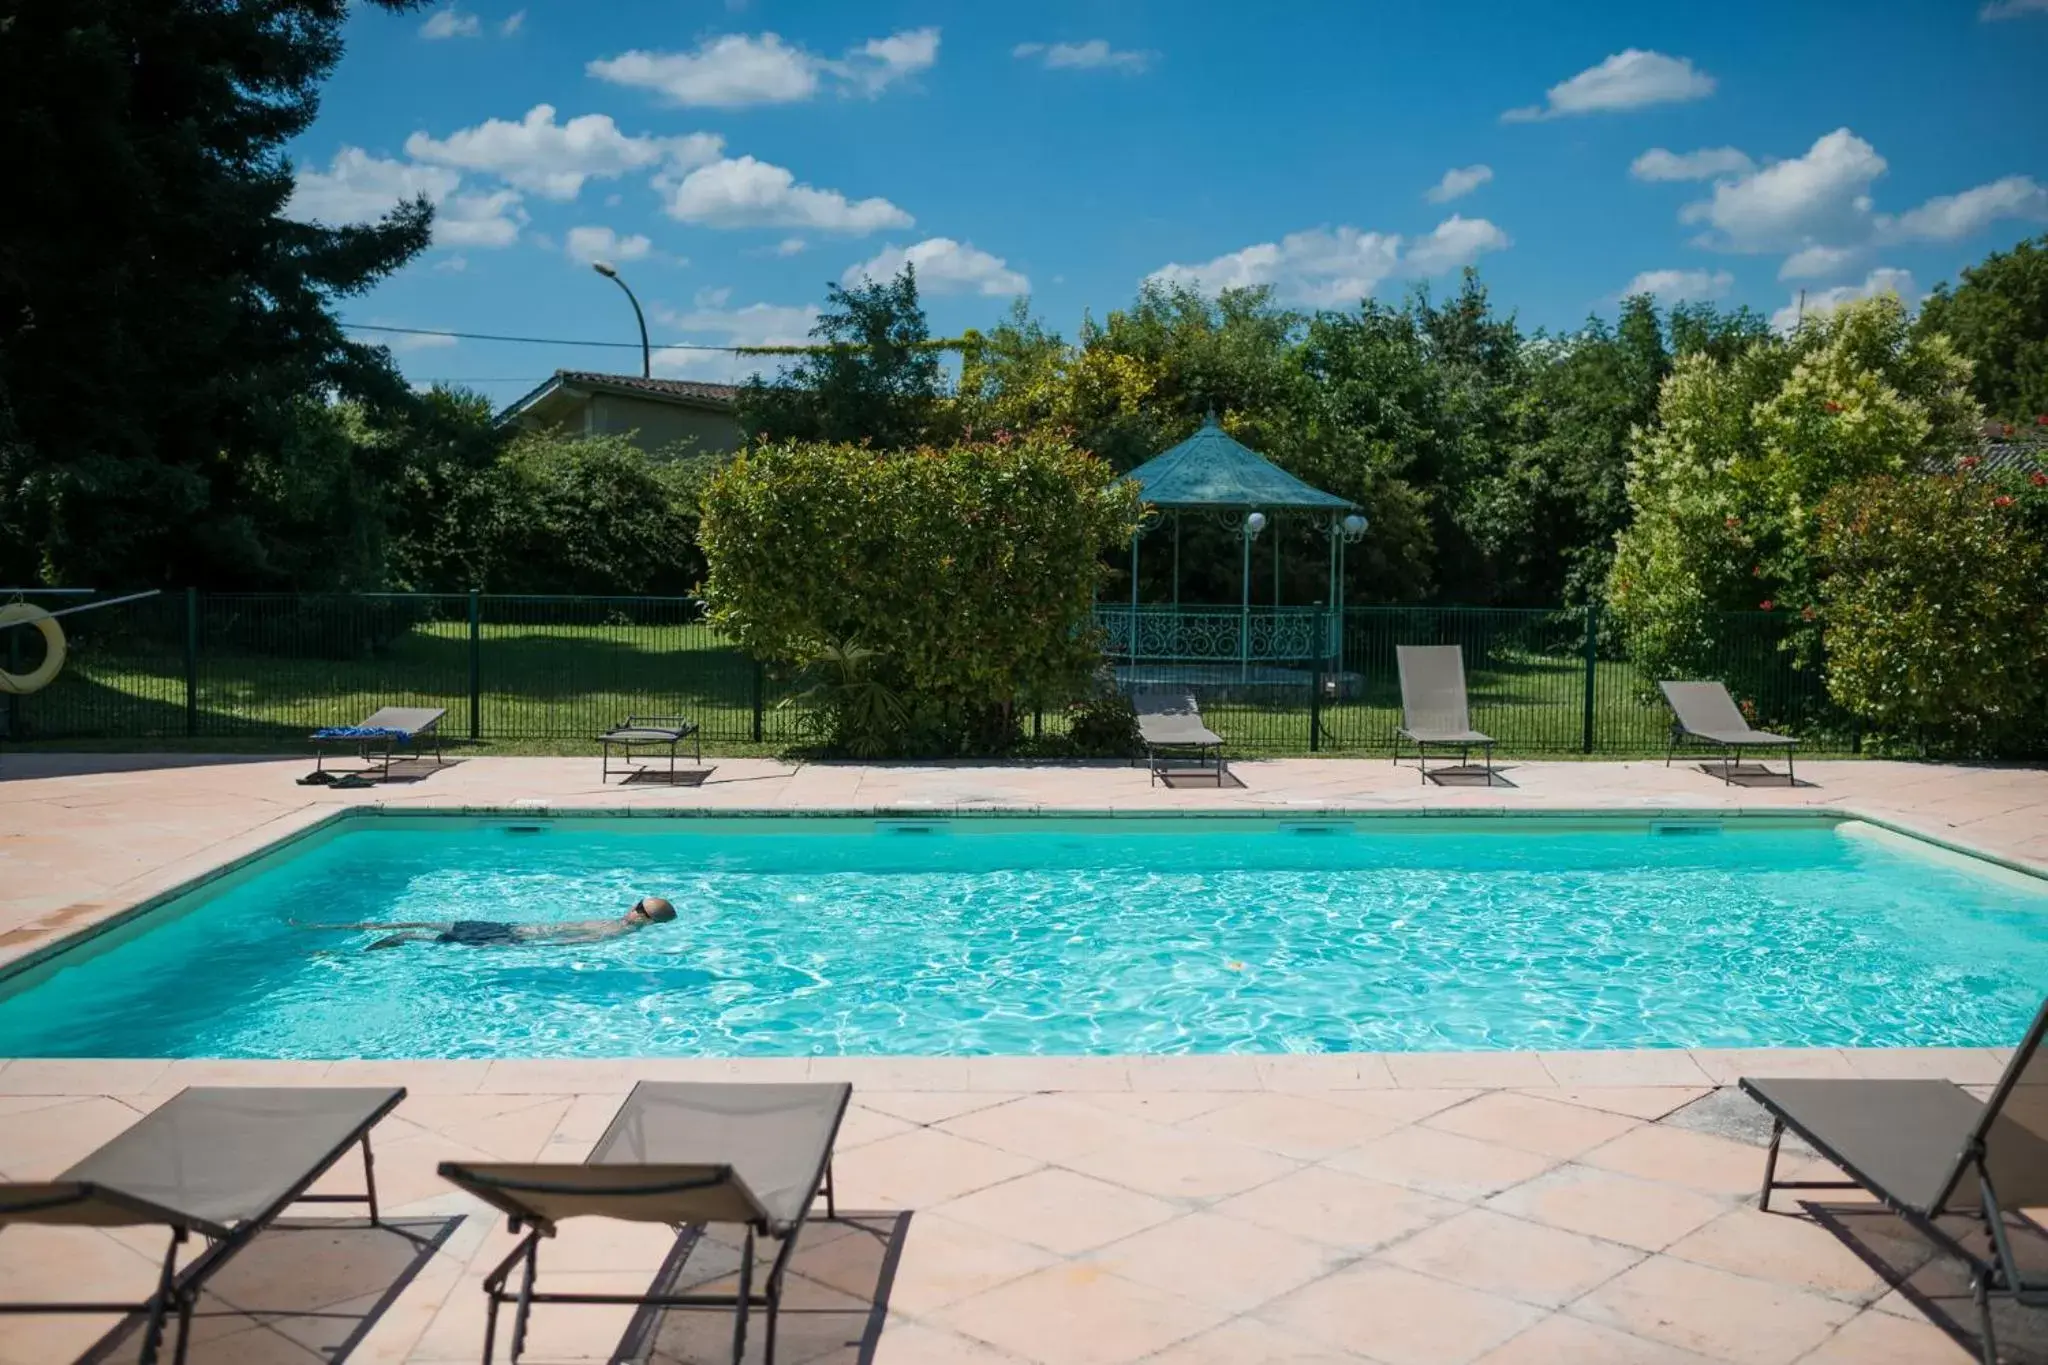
[1,816,2043,1058]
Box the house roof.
[1124,414,1357,512]
[497,370,740,424]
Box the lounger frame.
[598,714,703,784]
[454,1084,848,1365]
[0,1088,400,1365]
[1742,1006,2048,1365]
[314,707,448,781]
[1393,645,1497,785]
[1133,691,1228,787]
[1659,681,1796,786]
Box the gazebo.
[1114,414,1366,682]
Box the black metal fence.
[3,591,1838,755]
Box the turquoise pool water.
[1,814,2043,1059]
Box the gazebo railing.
[1095,604,1331,666]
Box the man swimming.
[298,897,676,950]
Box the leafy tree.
[737,267,945,450]
[700,434,1141,755]
[489,431,708,596]
[1817,469,2048,754]
[0,0,432,588]
[1608,295,1980,684]
[1916,234,2048,425]
[373,387,512,591]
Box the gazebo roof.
[1125,415,1357,512]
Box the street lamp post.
[591,260,650,379]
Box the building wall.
[582,394,743,456]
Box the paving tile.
[1840,1049,2009,1084]
[1318,1087,1479,1124]
[965,1056,1132,1092]
[1143,1317,1368,1365]
[1538,1050,1713,1087]
[1064,1127,1302,1202]
[1328,1124,1559,1202]
[1264,1262,1545,1365]
[867,1212,1059,1316]
[1073,1090,1236,1125]
[0,1058,170,1095]
[1472,1313,1728,1364]
[1256,1053,1398,1091]
[1180,1091,1406,1159]
[1484,1164,1731,1253]
[1126,1054,1267,1091]
[936,1168,1178,1255]
[1582,1122,1784,1197]
[1377,1207,1644,1309]
[1666,1208,1892,1303]
[869,1319,1032,1364]
[830,1126,1041,1209]
[1572,1255,1857,1365]
[1386,1053,1554,1089]
[1422,1091,1641,1159]
[1515,1086,1707,1121]
[856,1091,1023,1126]
[1687,1049,1856,1085]
[1086,1210,1341,1314]
[0,1096,145,1178]
[1796,1308,1977,1363]
[933,1263,1228,1365]
[1213,1165,1460,1252]
[835,1103,919,1151]
[937,1093,1164,1164]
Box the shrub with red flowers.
[1816,473,2048,755]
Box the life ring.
[0,603,66,695]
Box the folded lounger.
[1133,690,1227,787]
[597,714,702,784]
[0,1086,405,1365]
[1741,999,2048,1364]
[439,1080,852,1365]
[312,705,448,780]
[1659,680,1796,785]
[1394,644,1495,784]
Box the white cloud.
[1403,215,1513,275]
[384,329,459,352]
[420,6,480,39]
[588,28,937,107]
[1981,0,2048,18]
[1680,128,1886,253]
[1012,39,1154,72]
[1779,244,1864,280]
[434,255,469,273]
[500,10,524,35]
[1503,49,1714,121]
[1148,215,1507,307]
[565,225,652,264]
[1630,146,1755,182]
[843,238,1028,295]
[1620,268,1734,303]
[650,300,822,382]
[773,237,807,256]
[405,105,720,200]
[435,189,526,247]
[1880,175,2048,242]
[288,147,459,222]
[659,156,911,233]
[694,287,732,308]
[1770,267,1919,333]
[1425,165,1493,203]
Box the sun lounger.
[1394,645,1495,784]
[311,705,447,780]
[1741,1000,2048,1364]
[1660,680,1796,785]
[0,1085,405,1365]
[598,714,702,783]
[1133,689,1227,786]
[439,1081,851,1365]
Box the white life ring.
[0,603,66,695]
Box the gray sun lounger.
[0,1085,405,1365]
[312,705,448,780]
[1133,689,1227,786]
[439,1081,851,1365]
[598,714,702,783]
[1742,1000,2048,1364]
[1394,645,1495,784]
[1660,681,1796,785]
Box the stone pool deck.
[1,754,2044,1363]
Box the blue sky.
[288,0,2048,406]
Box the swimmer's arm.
[293,919,450,932]
[366,931,437,951]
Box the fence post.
[1580,601,1600,755]
[5,617,20,740]
[751,660,765,743]
[1309,663,1323,753]
[183,587,199,738]
[467,589,482,740]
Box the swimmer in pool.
[297,897,676,950]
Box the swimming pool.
[0,812,2042,1059]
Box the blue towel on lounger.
[312,726,411,741]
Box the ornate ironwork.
[1097,606,1325,663]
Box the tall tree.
[0,0,432,588]
[737,267,945,450]
[1915,233,2048,426]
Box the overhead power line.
[343,321,973,356]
